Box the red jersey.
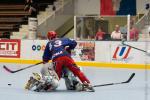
[95,32,105,40]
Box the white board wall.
[19,40,150,64]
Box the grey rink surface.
[0,63,149,100]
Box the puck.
[8,84,11,86]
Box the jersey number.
[54,40,62,47]
[49,40,62,51]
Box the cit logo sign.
[0,39,20,58]
[112,46,131,60]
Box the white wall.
[21,40,47,60]
[20,40,150,64]
[1,39,149,64]
[136,0,149,13]
[74,0,100,15]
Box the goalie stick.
[3,62,43,73]
[93,73,135,87]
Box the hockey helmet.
[47,31,57,40]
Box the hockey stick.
[122,40,147,53]
[3,62,43,73]
[93,73,135,87]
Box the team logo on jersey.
[112,46,131,60]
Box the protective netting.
[74,16,127,41]
[74,12,150,42]
[134,10,150,41]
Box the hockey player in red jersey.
[42,31,94,92]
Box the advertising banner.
[100,0,136,15]
[111,42,147,64]
[95,41,150,64]
[1,40,149,65]
[21,40,47,60]
[72,41,95,61]
[0,39,20,58]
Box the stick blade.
[93,73,135,88]
[3,65,14,73]
[124,73,135,83]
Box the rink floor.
[0,63,149,100]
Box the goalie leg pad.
[25,76,39,90]
[63,67,80,90]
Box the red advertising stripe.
[100,0,115,15]
[112,46,119,59]
[0,39,21,58]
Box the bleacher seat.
[0,0,56,38]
